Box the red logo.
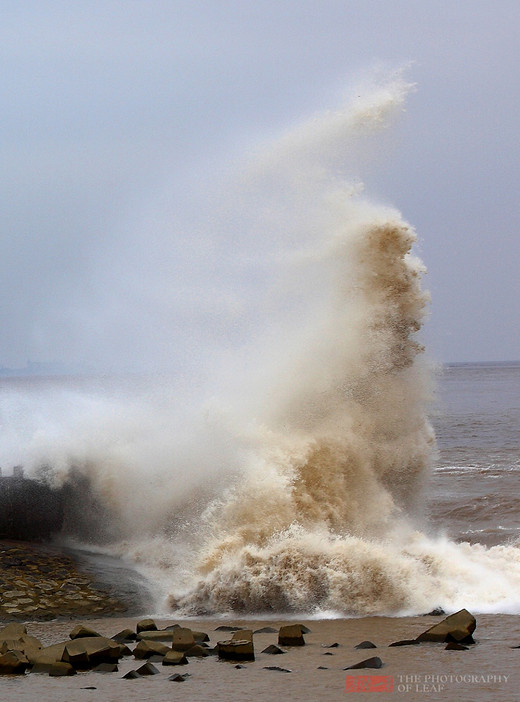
[345,675,394,693]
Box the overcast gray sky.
[1,0,519,371]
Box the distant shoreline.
[443,360,520,368]
[1,360,519,379]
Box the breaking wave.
[3,70,520,616]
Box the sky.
[1,0,519,371]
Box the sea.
[429,362,520,549]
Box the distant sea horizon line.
[443,360,520,367]
[0,359,519,378]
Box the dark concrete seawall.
[0,475,64,541]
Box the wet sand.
[1,613,519,701]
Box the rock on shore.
[416,608,476,644]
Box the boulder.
[137,629,175,642]
[92,662,119,672]
[355,640,377,649]
[344,656,383,670]
[133,640,170,659]
[62,645,89,670]
[278,624,305,646]
[389,640,420,647]
[262,644,285,655]
[0,650,29,674]
[49,661,76,677]
[115,643,133,657]
[112,628,137,643]
[169,672,190,681]
[136,618,157,634]
[29,662,54,674]
[445,642,469,651]
[172,627,196,652]
[63,636,121,668]
[122,669,141,679]
[69,625,102,640]
[232,629,253,642]
[416,609,476,644]
[162,650,189,666]
[27,642,68,666]
[263,665,291,672]
[192,630,210,642]
[0,623,27,640]
[0,634,42,655]
[217,638,255,662]
[136,662,160,676]
[23,635,43,652]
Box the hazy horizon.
[2,1,519,371]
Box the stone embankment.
[0,542,129,620]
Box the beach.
[1,608,519,701]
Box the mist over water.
[2,72,520,616]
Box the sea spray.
[170,207,436,614]
[159,75,440,613]
[3,73,520,616]
[160,76,520,615]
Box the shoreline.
[1,613,519,701]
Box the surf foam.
[3,71,520,616]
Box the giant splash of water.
[171,210,435,614]
[163,74,520,615]
[3,72,520,615]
